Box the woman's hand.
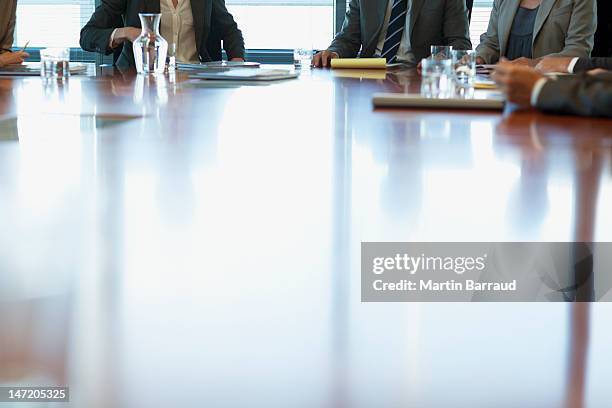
[0,51,29,67]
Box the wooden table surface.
[0,66,611,408]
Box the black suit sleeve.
[535,74,612,118]
[573,57,612,73]
[211,0,245,59]
[327,0,363,58]
[80,0,126,55]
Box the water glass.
[40,48,70,80]
[452,50,476,88]
[293,48,313,70]
[420,58,453,98]
[430,45,452,61]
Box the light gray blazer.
[327,0,472,62]
[476,0,597,63]
[0,0,17,51]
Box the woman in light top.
[476,0,597,64]
[0,0,28,66]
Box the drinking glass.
[430,45,453,61]
[452,50,476,88]
[40,48,70,80]
[420,58,453,98]
[293,48,313,70]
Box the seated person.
[0,0,29,66]
[1,0,17,53]
[536,56,611,73]
[476,0,597,65]
[312,0,471,67]
[493,60,612,118]
[80,0,245,69]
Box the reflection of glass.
[452,49,476,88]
[293,48,313,70]
[167,43,177,72]
[420,58,452,98]
[40,48,70,80]
[430,45,452,60]
[133,13,168,74]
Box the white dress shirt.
[531,57,581,104]
[567,57,580,73]
[109,0,199,63]
[375,0,415,64]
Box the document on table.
[372,93,504,110]
[177,61,261,71]
[475,76,498,89]
[190,68,298,81]
[0,62,88,76]
[330,58,388,69]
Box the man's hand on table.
[492,61,545,108]
[312,50,339,68]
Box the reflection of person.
[0,0,29,66]
[313,0,471,67]
[475,0,597,65]
[493,61,612,118]
[80,0,245,69]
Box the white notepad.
[372,93,505,110]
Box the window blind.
[13,0,96,60]
[471,1,494,47]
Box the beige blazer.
[0,0,17,51]
[476,0,597,63]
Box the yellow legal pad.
[330,58,387,69]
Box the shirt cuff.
[530,78,548,106]
[109,28,119,49]
[567,57,579,74]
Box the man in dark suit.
[312,0,471,67]
[493,61,612,118]
[80,0,244,69]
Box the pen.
[19,41,30,53]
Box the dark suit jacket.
[327,0,471,63]
[574,57,612,72]
[80,0,244,68]
[593,0,611,57]
[536,73,612,117]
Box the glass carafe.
[133,13,168,74]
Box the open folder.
[330,58,387,69]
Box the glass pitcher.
[133,13,168,74]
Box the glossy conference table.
[1,66,612,408]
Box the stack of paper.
[330,58,388,69]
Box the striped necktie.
[381,0,408,63]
